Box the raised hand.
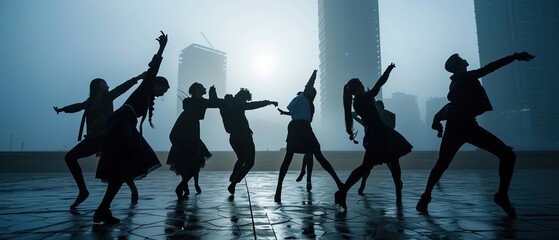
[53,106,61,114]
[277,108,288,115]
[514,52,535,61]
[156,31,168,48]
[269,101,279,107]
[388,62,396,69]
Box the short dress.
[286,120,320,154]
[96,105,161,181]
[354,92,412,164]
[167,97,213,176]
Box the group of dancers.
[54,31,534,224]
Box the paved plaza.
[1,169,559,239]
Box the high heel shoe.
[334,191,347,211]
[306,182,312,192]
[93,208,120,224]
[195,184,202,194]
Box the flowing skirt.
[96,106,161,181]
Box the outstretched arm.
[243,100,278,110]
[278,108,291,116]
[472,52,534,78]
[369,63,396,97]
[108,71,145,100]
[53,101,87,114]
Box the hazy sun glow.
[252,54,276,78]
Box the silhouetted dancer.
[168,83,222,199]
[274,70,343,202]
[54,73,146,209]
[93,32,169,224]
[336,63,413,210]
[416,52,534,217]
[353,100,403,202]
[210,88,278,195]
[278,105,314,189]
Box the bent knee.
[64,153,76,163]
[499,147,516,162]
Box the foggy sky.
[0,0,480,151]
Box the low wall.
[1,151,558,172]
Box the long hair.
[343,78,362,144]
[148,76,169,128]
[89,78,105,99]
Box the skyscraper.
[317,0,382,149]
[177,44,228,150]
[474,0,559,149]
[383,92,426,149]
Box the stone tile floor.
[1,169,559,239]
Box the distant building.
[383,92,427,149]
[177,44,229,150]
[474,0,559,149]
[317,0,382,149]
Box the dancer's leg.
[296,156,307,182]
[358,170,371,195]
[94,179,124,224]
[304,153,313,192]
[386,160,402,202]
[313,151,343,188]
[65,137,103,209]
[467,124,517,216]
[125,179,138,204]
[275,151,295,202]
[194,170,202,194]
[335,150,376,210]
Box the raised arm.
[369,63,395,97]
[302,69,317,98]
[53,100,88,114]
[471,52,534,78]
[205,86,227,108]
[108,71,145,100]
[142,31,168,87]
